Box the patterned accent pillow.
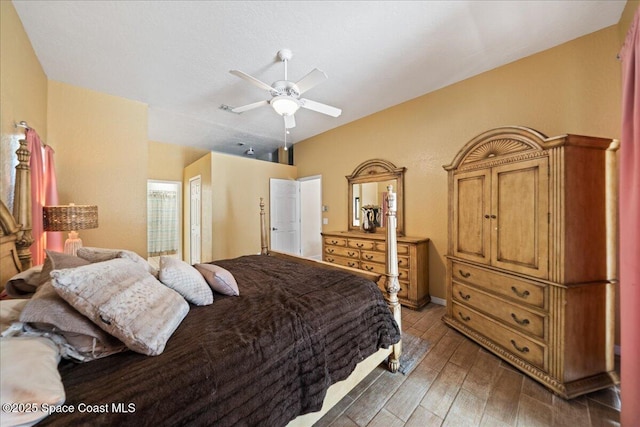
[51,258,189,356]
[159,257,213,306]
[194,263,240,296]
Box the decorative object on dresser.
[442,126,619,398]
[42,204,98,256]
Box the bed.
[0,137,403,427]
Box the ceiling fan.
[228,49,342,129]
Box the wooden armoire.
[443,126,619,398]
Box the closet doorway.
[147,180,182,270]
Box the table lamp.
[43,203,98,255]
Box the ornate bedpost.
[385,185,402,373]
[260,198,269,255]
[13,139,33,270]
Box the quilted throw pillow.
[51,258,189,356]
[194,263,240,296]
[159,257,213,306]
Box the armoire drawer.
[452,261,546,309]
[452,302,546,370]
[452,282,546,339]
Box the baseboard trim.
[430,296,446,306]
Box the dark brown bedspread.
[42,255,400,427]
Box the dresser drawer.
[375,242,410,255]
[324,237,347,247]
[347,239,376,251]
[452,261,546,309]
[361,261,409,281]
[452,302,546,370]
[452,282,545,339]
[361,250,410,268]
[324,255,360,269]
[324,246,359,259]
[377,280,409,299]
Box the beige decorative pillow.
[159,257,213,306]
[0,299,29,333]
[4,265,43,298]
[77,247,159,277]
[194,263,240,296]
[19,281,127,361]
[51,258,189,356]
[39,250,91,285]
[0,336,65,427]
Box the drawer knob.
[364,265,374,271]
[331,240,338,244]
[327,257,334,262]
[458,312,471,322]
[511,286,530,299]
[459,269,471,278]
[348,251,356,257]
[458,291,471,301]
[327,248,334,253]
[348,262,356,267]
[510,339,530,354]
[356,243,364,248]
[511,313,530,326]
[365,254,374,260]
[484,214,490,219]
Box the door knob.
[272,227,278,231]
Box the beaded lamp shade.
[43,204,98,255]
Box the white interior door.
[189,175,202,264]
[270,178,301,255]
[300,176,322,260]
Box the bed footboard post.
[13,139,34,271]
[385,185,402,373]
[260,198,269,255]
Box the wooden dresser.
[322,231,429,309]
[443,126,619,398]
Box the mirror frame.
[346,159,405,236]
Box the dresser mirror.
[347,159,405,235]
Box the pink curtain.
[619,7,640,427]
[27,129,59,265]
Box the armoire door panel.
[491,158,549,279]
[453,169,491,263]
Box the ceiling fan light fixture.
[271,95,300,116]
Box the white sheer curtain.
[147,189,178,257]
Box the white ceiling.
[13,1,625,160]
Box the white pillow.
[159,257,213,306]
[0,336,65,427]
[51,258,189,356]
[0,299,29,333]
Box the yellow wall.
[0,1,48,210]
[148,140,209,182]
[295,25,623,302]
[184,152,297,263]
[47,81,148,255]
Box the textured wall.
[295,25,622,303]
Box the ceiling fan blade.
[295,68,328,94]
[300,98,342,117]
[284,114,296,129]
[229,70,274,92]
[231,100,269,113]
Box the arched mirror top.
[347,159,405,235]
